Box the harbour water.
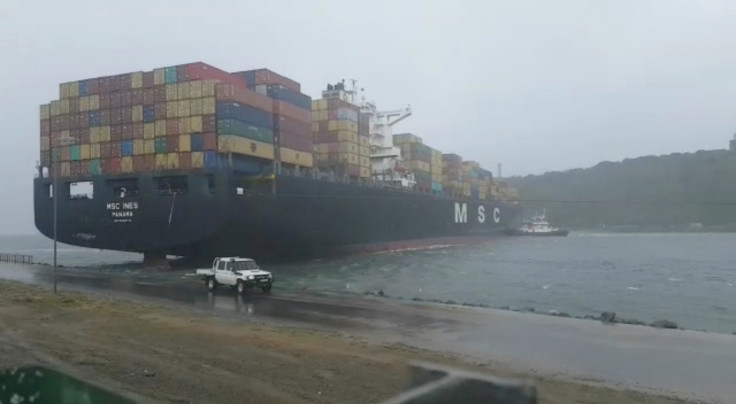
[3,232,735,334]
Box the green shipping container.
[51,148,61,163]
[216,119,274,144]
[70,145,81,161]
[89,159,101,175]
[155,137,168,154]
[164,67,178,84]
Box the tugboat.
[506,210,569,237]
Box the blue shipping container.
[216,102,273,129]
[266,85,311,110]
[78,80,89,96]
[431,182,443,192]
[143,105,156,123]
[204,151,218,169]
[164,67,178,84]
[121,140,133,156]
[88,111,101,127]
[191,133,204,151]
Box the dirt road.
[0,280,697,404]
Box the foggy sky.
[2,0,736,234]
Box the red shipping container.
[143,154,155,172]
[110,108,122,125]
[60,115,70,130]
[327,110,337,120]
[278,130,312,153]
[40,120,50,136]
[100,142,112,158]
[251,68,300,92]
[154,103,167,119]
[121,107,133,123]
[79,113,89,129]
[177,65,190,82]
[131,89,143,105]
[100,110,111,125]
[99,77,112,93]
[121,90,132,106]
[143,89,155,105]
[68,114,79,130]
[142,71,154,88]
[274,114,310,136]
[166,136,178,153]
[50,117,61,131]
[50,132,60,147]
[166,119,178,136]
[121,124,133,140]
[99,93,110,109]
[186,62,248,87]
[215,83,272,113]
[318,121,329,132]
[110,141,122,157]
[80,129,90,144]
[272,101,310,124]
[179,152,191,169]
[154,85,167,102]
[110,125,122,141]
[107,157,122,174]
[202,115,216,132]
[88,78,100,94]
[202,132,217,150]
[61,147,70,161]
[110,92,122,108]
[70,161,81,176]
[132,155,145,171]
[132,123,144,139]
[69,99,79,114]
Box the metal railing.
[0,254,34,264]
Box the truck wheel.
[261,284,272,293]
[237,280,247,295]
[207,277,217,291]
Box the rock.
[583,314,599,320]
[600,311,616,323]
[411,297,423,302]
[378,289,384,297]
[523,306,535,312]
[558,312,571,318]
[650,319,678,329]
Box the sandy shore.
[0,280,697,404]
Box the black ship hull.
[34,171,522,261]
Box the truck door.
[215,259,232,285]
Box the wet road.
[2,264,735,403]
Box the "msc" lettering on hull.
[454,202,500,224]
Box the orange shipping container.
[179,134,191,152]
[121,156,133,173]
[191,151,204,168]
[272,101,310,124]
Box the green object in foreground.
[0,366,136,404]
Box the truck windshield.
[233,261,259,271]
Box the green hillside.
[507,149,736,229]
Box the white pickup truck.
[195,257,273,294]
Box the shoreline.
[0,280,699,404]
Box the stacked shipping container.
[311,98,370,178]
[232,69,313,169]
[393,133,442,192]
[442,154,464,197]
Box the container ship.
[33,62,521,262]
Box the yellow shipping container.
[154,68,165,85]
[202,97,216,114]
[155,154,167,170]
[120,156,133,173]
[155,120,167,136]
[191,151,204,168]
[144,139,155,154]
[166,102,178,118]
[218,135,275,160]
[166,153,179,169]
[40,104,50,120]
[61,162,71,176]
[89,94,100,110]
[190,116,203,132]
[100,126,111,142]
[336,131,357,143]
[338,141,358,154]
[318,110,328,121]
[60,99,70,115]
[90,144,100,159]
[313,99,328,111]
[131,72,143,89]
[69,82,79,97]
[132,105,143,122]
[190,98,203,115]
[179,135,191,152]
[80,144,90,160]
[279,147,314,168]
[179,117,191,134]
[40,136,50,151]
[177,82,190,99]
[133,139,145,155]
[177,100,191,118]
[144,123,155,139]
[189,81,203,98]
[59,83,71,99]
[328,120,337,131]
[337,121,358,132]
[50,101,61,117]
[166,84,179,101]
[79,96,90,112]
[202,80,217,97]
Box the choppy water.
[3,232,736,333]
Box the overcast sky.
[2,0,736,234]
